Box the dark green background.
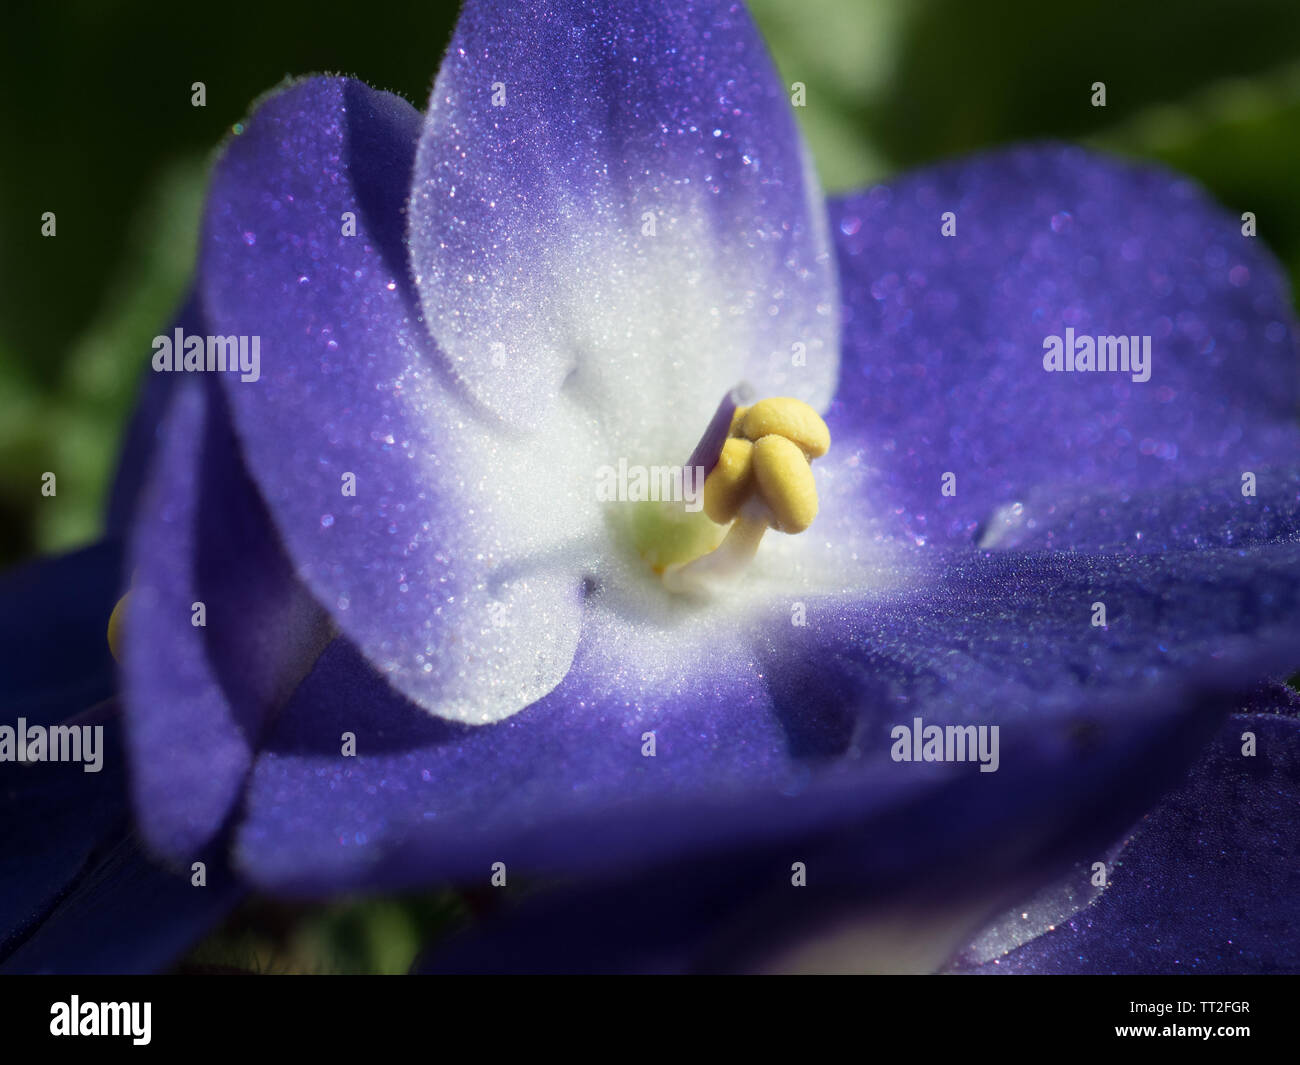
[3,0,1298,971]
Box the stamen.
[664,501,768,596]
[702,437,755,524]
[740,398,831,459]
[108,590,130,663]
[751,433,818,533]
[662,392,830,596]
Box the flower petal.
[954,701,1300,974]
[123,377,332,859]
[964,464,1300,552]
[105,297,188,536]
[0,705,127,959]
[409,0,838,455]
[199,76,589,724]
[0,541,121,723]
[416,693,1300,974]
[233,629,788,890]
[0,544,127,956]
[1,831,243,975]
[0,547,242,974]
[230,539,1300,897]
[827,144,1300,549]
[417,854,780,974]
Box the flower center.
[615,388,831,597]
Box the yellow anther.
[740,397,830,459]
[702,436,755,525]
[657,389,830,595]
[751,434,819,533]
[107,590,130,663]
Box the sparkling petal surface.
[234,629,786,890]
[232,533,1300,894]
[826,145,1300,550]
[200,76,595,723]
[417,688,1300,974]
[409,0,838,456]
[91,43,1300,969]
[956,700,1300,974]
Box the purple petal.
[418,690,1300,974]
[234,632,788,891]
[105,295,189,536]
[231,539,1300,895]
[1,541,122,723]
[123,378,331,860]
[949,456,1300,552]
[199,76,585,724]
[418,853,781,974]
[827,145,1300,549]
[1,831,244,975]
[0,545,127,955]
[0,705,127,959]
[955,701,1300,974]
[409,0,838,445]
[685,384,752,475]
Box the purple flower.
[0,545,243,973]
[5,0,1299,973]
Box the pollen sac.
[727,404,750,436]
[740,397,830,459]
[703,436,755,524]
[752,434,819,533]
[108,590,130,662]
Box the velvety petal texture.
[410,0,838,451]
[416,692,1300,974]
[89,0,1300,976]
[234,631,784,889]
[231,535,1300,898]
[0,543,244,973]
[201,76,590,724]
[955,700,1300,974]
[825,145,1300,550]
[180,71,1300,917]
[123,377,332,859]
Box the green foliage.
[181,893,467,975]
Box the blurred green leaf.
[181,893,467,975]
[749,0,905,190]
[32,155,206,555]
[866,0,1300,166]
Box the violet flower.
[4,0,1299,973]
